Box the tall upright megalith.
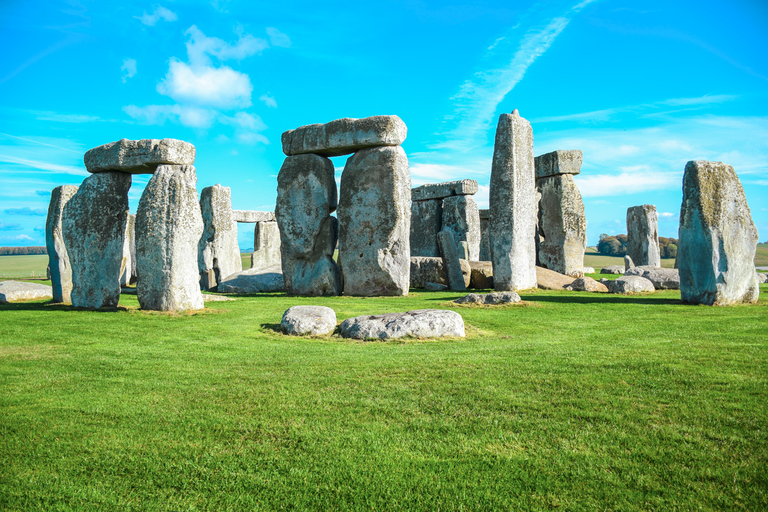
[62,172,131,308]
[441,195,481,261]
[489,110,537,291]
[251,221,282,271]
[627,204,660,267]
[46,185,78,303]
[199,185,242,289]
[678,160,759,305]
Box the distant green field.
[0,255,49,279]
[756,243,768,267]
[241,252,252,270]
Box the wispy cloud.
[0,154,87,176]
[135,6,177,26]
[0,220,23,231]
[3,207,47,216]
[121,58,137,83]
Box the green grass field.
[1,285,767,510]
[0,255,49,279]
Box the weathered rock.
[251,221,282,271]
[424,282,448,291]
[0,281,53,303]
[45,185,78,303]
[410,199,442,257]
[276,154,341,296]
[409,256,470,289]
[490,110,537,291]
[535,174,586,277]
[678,161,759,305]
[534,150,582,179]
[608,275,656,294]
[627,205,661,267]
[624,255,635,270]
[441,195,481,261]
[120,213,136,286]
[281,306,337,336]
[136,165,204,311]
[232,210,275,223]
[199,185,242,289]
[600,265,625,275]
[536,266,575,290]
[339,309,465,340]
[217,267,285,294]
[565,276,609,293]
[282,115,407,157]
[84,138,195,174]
[458,241,470,260]
[438,230,466,292]
[478,209,492,262]
[202,294,235,302]
[411,179,479,202]
[63,172,131,308]
[338,146,410,296]
[625,266,680,290]
[454,291,520,304]
[583,266,595,274]
[469,261,494,289]
[757,273,768,284]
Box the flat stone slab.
[534,150,582,179]
[340,309,465,340]
[282,115,407,157]
[411,179,479,202]
[232,210,275,223]
[217,267,285,294]
[454,291,520,305]
[84,139,195,174]
[0,281,52,303]
[600,265,625,275]
[202,294,236,302]
[536,266,574,290]
[625,266,680,290]
[608,275,656,294]
[281,306,337,336]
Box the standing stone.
[136,165,204,311]
[410,199,442,257]
[338,146,411,296]
[120,214,136,286]
[489,110,537,291]
[438,230,467,292]
[63,172,131,308]
[627,205,661,267]
[441,195,481,261]
[251,221,282,271]
[199,185,242,289]
[535,174,586,277]
[678,161,759,305]
[45,185,78,303]
[276,154,341,296]
[479,209,492,262]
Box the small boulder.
[454,291,521,304]
[608,275,655,294]
[281,306,337,336]
[600,265,625,275]
[0,281,53,303]
[566,276,609,292]
[625,266,680,290]
[340,309,465,340]
[536,266,575,290]
[757,273,768,284]
[583,266,595,274]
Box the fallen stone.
[120,287,137,295]
[411,179,479,202]
[535,173,586,277]
[339,309,465,340]
[281,305,337,336]
[600,265,625,275]
[624,255,635,270]
[625,266,680,290]
[202,294,235,302]
[469,261,493,289]
[410,198,442,257]
[536,266,575,290]
[454,291,520,304]
[232,210,275,223]
[282,115,407,157]
[608,275,656,294]
[45,185,78,303]
[627,205,661,267]
[565,276,609,292]
[438,230,466,292]
[409,256,470,289]
[425,282,448,291]
[217,267,285,293]
[251,221,282,271]
[583,266,595,274]
[84,138,195,174]
[441,195,481,261]
[0,281,53,303]
[534,150,582,179]
[199,185,242,289]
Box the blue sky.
[1,0,766,250]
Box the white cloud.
[259,93,277,108]
[135,6,177,26]
[123,104,217,128]
[220,112,269,144]
[0,234,34,242]
[157,59,252,109]
[659,212,676,218]
[576,170,680,198]
[185,25,268,66]
[0,154,87,175]
[121,58,137,83]
[266,27,291,48]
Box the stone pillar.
[441,195,481,261]
[251,221,282,271]
[410,180,479,258]
[489,110,537,291]
[678,160,759,305]
[627,205,661,267]
[198,185,242,289]
[438,230,466,291]
[136,165,204,311]
[63,172,131,308]
[45,185,78,303]
[479,209,491,262]
[120,213,136,286]
[410,199,442,257]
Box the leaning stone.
[199,185,242,289]
[281,306,337,336]
[411,179,479,202]
[338,146,411,296]
[490,110,537,291]
[339,309,465,340]
[120,213,136,287]
[136,165,204,311]
[535,174,586,277]
[469,261,494,289]
[583,266,595,274]
[534,150,582,179]
[536,266,575,290]
[84,138,195,174]
[454,291,520,304]
[438,230,466,292]
[600,265,625,275]
[566,276,609,293]
[251,221,282,271]
[441,195,481,261]
[627,205,661,267]
[232,210,275,223]
[45,185,78,303]
[679,161,759,305]
[625,266,680,290]
[410,199,442,257]
[0,281,53,303]
[63,172,131,308]
[282,115,407,157]
[425,282,448,291]
[608,275,656,294]
[217,267,285,294]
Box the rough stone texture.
[627,205,661,267]
[282,115,407,157]
[534,150,582,179]
[199,185,242,289]
[276,154,341,296]
[469,261,494,289]
[339,309,465,340]
[438,230,466,292]
[410,199,442,257]
[409,256,470,289]
[232,210,275,223]
[0,281,53,303]
[535,174,586,277]
[120,214,136,286]
[281,306,337,336]
[608,275,656,294]
[251,221,282,271]
[84,138,195,174]
[536,266,575,290]
[458,241,470,260]
[454,291,520,304]
[63,172,131,308]
[490,110,537,291]
[136,165,204,311]
[565,276,609,293]
[338,146,411,296]
[678,161,759,305]
[411,179,479,202]
[624,255,635,270]
[600,265,625,275]
[217,267,285,293]
[478,209,492,262]
[757,273,768,284]
[425,282,448,291]
[45,185,78,303]
[625,266,680,290]
[441,195,481,261]
[583,266,595,274]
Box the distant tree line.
[597,234,677,259]
[0,246,48,256]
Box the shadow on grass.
[0,301,129,313]
[260,322,283,334]
[521,294,682,306]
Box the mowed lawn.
[1,284,767,510]
[0,255,49,279]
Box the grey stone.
[282,115,407,157]
[276,154,341,296]
[136,165,204,311]
[458,241,470,260]
[479,210,491,262]
[441,195,481,261]
[438,230,466,292]
[565,276,609,292]
[409,256,470,289]
[411,179,479,202]
[120,214,136,287]
[63,172,131,308]
[45,185,78,303]
[251,221,282,271]
[0,280,53,303]
[536,266,575,290]
[490,110,537,291]
[199,185,242,289]
[600,265,625,275]
[757,273,768,284]
[339,309,465,340]
[534,150,582,179]
[410,199,442,257]
[454,291,520,304]
[535,174,586,277]
[608,275,656,294]
[84,138,195,174]
[627,205,661,267]
[232,210,275,223]
[678,161,759,305]
[217,267,285,294]
[624,255,635,270]
[583,266,595,274]
[469,261,494,289]
[625,266,680,290]
[424,282,448,291]
[338,146,410,296]
[202,294,236,302]
[281,305,337,336]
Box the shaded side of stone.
[479,210,491,262]
[251,221,282,271]
[411,179,479,201]
[438,230,466,292]
[410,199,442,257]
[46,185,78,303]
[120,213,136,286]
[441,195,481,261]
